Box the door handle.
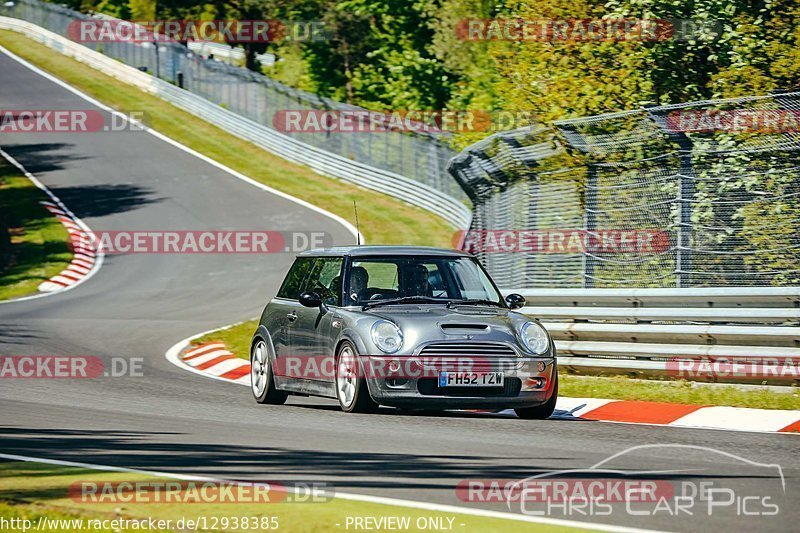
[286,311,297,322]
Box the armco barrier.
[0,17,472,230]
[511,288,800,383]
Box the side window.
[276,258,315,300]
[305,257,344,305]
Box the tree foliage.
[57,0,800,118]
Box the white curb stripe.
[66,264,91,275]
[669,406,800,432]
[205,358,249,376]
[57,270,83,281]
[552,397,617,418]
[49,275,77,286]
[182,350,234,367]
[184,343,226,357]
[71,258,94,268]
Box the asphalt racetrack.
[0,49,797,532]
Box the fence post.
[583,164,598,288]
[553,125,597,287]
[675,136,695,288]
[645,106,695,287]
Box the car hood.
[366,304,511,321]
[358,304,531,352]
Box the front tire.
[335,342,378,413]
[251,339,288,405]
[514,370,558,420]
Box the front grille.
[417,377,522,397]
[418,342,518,357]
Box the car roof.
[297,245,473,258]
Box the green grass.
[0,461,583,532]
[560,374,800,411]
[193,319,800,410]
[0,30,456,248]
[0,161,72,301]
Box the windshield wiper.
[452,299,503,307]
[362,296,449,310]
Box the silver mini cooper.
[251,246,557,418]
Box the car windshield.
[345,256,503,307]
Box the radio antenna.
[353,200,361,246]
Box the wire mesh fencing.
[449,94,800,288]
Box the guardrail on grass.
[511,288,800,384]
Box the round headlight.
[521,322,550,355]
[371,320,403,353]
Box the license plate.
[439,371,504,387]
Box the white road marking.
[0,452,663,533]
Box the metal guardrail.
[511,287,800,308]
[512,288,800,383]
[0,16,472,230]
[543,323,797,347]
[526,307,799,323]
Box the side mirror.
[299,291,323,308]
[505,293,526,310]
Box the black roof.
[297,245,472,258]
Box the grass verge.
[560,374,799,410]
[192,319,800,410]
[0,461,583,532]
[0,30,456,248]
[0,160,71,301]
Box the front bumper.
[362,355,556,409]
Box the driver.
[349,266,369,301]
[400,264,430,297]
